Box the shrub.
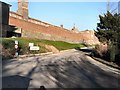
[2,38,85,60]
[92,43,110,61]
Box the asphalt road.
[2,49,120,89]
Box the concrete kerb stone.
[85,55,120,75]
[91,56,120,70]
[17,49,75,59]
[80,46,120,71]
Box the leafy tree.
[95,11,120,62]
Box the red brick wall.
[9,14,100,44]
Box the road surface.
[2,49,120,89]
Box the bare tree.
[107,0,119,14]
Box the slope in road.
[2,50,120,88]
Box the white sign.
[15,45,18,49]
[30,46,40,50]
[29,43,34,47]
[15,40,18,45]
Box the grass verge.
[1,37,85,59]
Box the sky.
[1,0,119,31]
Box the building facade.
[0,1,11,37]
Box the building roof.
[0,1,11,7]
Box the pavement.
[2,49,120,89]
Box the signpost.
[15,40,18,45]
[15,40,19,57]
[30,46,39,51]
[29,43,39,51]
[15,44,18,49]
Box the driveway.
[2,49,120,89]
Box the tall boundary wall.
[9,12,100,45]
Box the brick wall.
[9,12,100,45]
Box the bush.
[2,39,15,59]
[92,43,110,61]
[1,38,85,60]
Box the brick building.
[8,0,100,45]
[0,1,11,37]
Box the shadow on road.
[44,56,119,88]
[2,75,32,89]
[2,53,120,88]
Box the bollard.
[15,40,19,57]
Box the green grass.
[1,37,85,59]
[2,37,85,50]
[1,38,15,49]
[39,39,85,50]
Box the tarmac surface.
[2,49,120,89]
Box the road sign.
[29,43,34,47]
[30,46,39,50]
[15,44,18,49]
[15,40,18,45]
